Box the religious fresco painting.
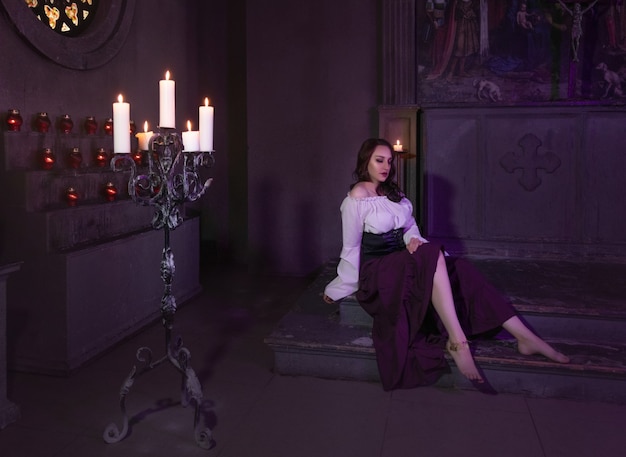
[417,0,626,104]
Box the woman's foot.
[502,316,570,364]
[517,335,570,364]
[446,340,484,383]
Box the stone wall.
[1,128,203,374]
[421,105,626,261]
[379,0,626,262]
[0,1,210,373]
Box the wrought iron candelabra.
[103,128,215,449]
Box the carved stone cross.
[500,133,562,191]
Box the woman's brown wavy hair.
[351,138,404,202]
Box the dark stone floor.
[1,260,625,456]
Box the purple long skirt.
[356,242,516,391]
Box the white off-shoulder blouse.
[324,195,428,301]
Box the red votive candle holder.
[42,148,55,170]
[35,112,51,133]
[59,114,74,134]
[95,148,109,167]
[103,118,113,135]
[104,182,118,202]
[132,150,144,166]
[66,187,79,206]
[68,147,83,169]
[6,109,23,132]
[84,116,98,135]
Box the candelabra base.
[103,326,213,449]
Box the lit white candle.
[199,97,214,151]
[182,120,200,152]
[159,71,176,128]
[393,140,403,152]
[113,94,130,153]
[135,121,153,151]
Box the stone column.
[382,0,417,105]
[0,262,21,429]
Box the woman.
[323,138,569,391]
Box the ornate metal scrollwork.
[104,128,215,450]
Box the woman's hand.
[323,294,335,304]
[406,237,424,254]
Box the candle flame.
[143,121,149,132]
[396,140,400,146]
[204,97,209,107]
[187,120,192,131]
[117,94,124,103]
[165,71,170,80]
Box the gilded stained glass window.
[25,0,98,37]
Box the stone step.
[21,169,134,212]
[339,258,626,344]
[44,201,154,251]
[340,296,626,345]
[3,130,142,211]
[265,259,626,403]
[2,200,154,257]
[471,257,626,345]
[3,131,114,171]
[266,306,626,404]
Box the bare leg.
[502,316,570,363]
[431,252,483,382]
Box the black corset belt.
[361,228,405,263]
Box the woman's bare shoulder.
[349,182,374,198]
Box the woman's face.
[367,145,393,185]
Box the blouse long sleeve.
[402,211,428,246]
[324,195,428,301]
[324,197,363,301]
